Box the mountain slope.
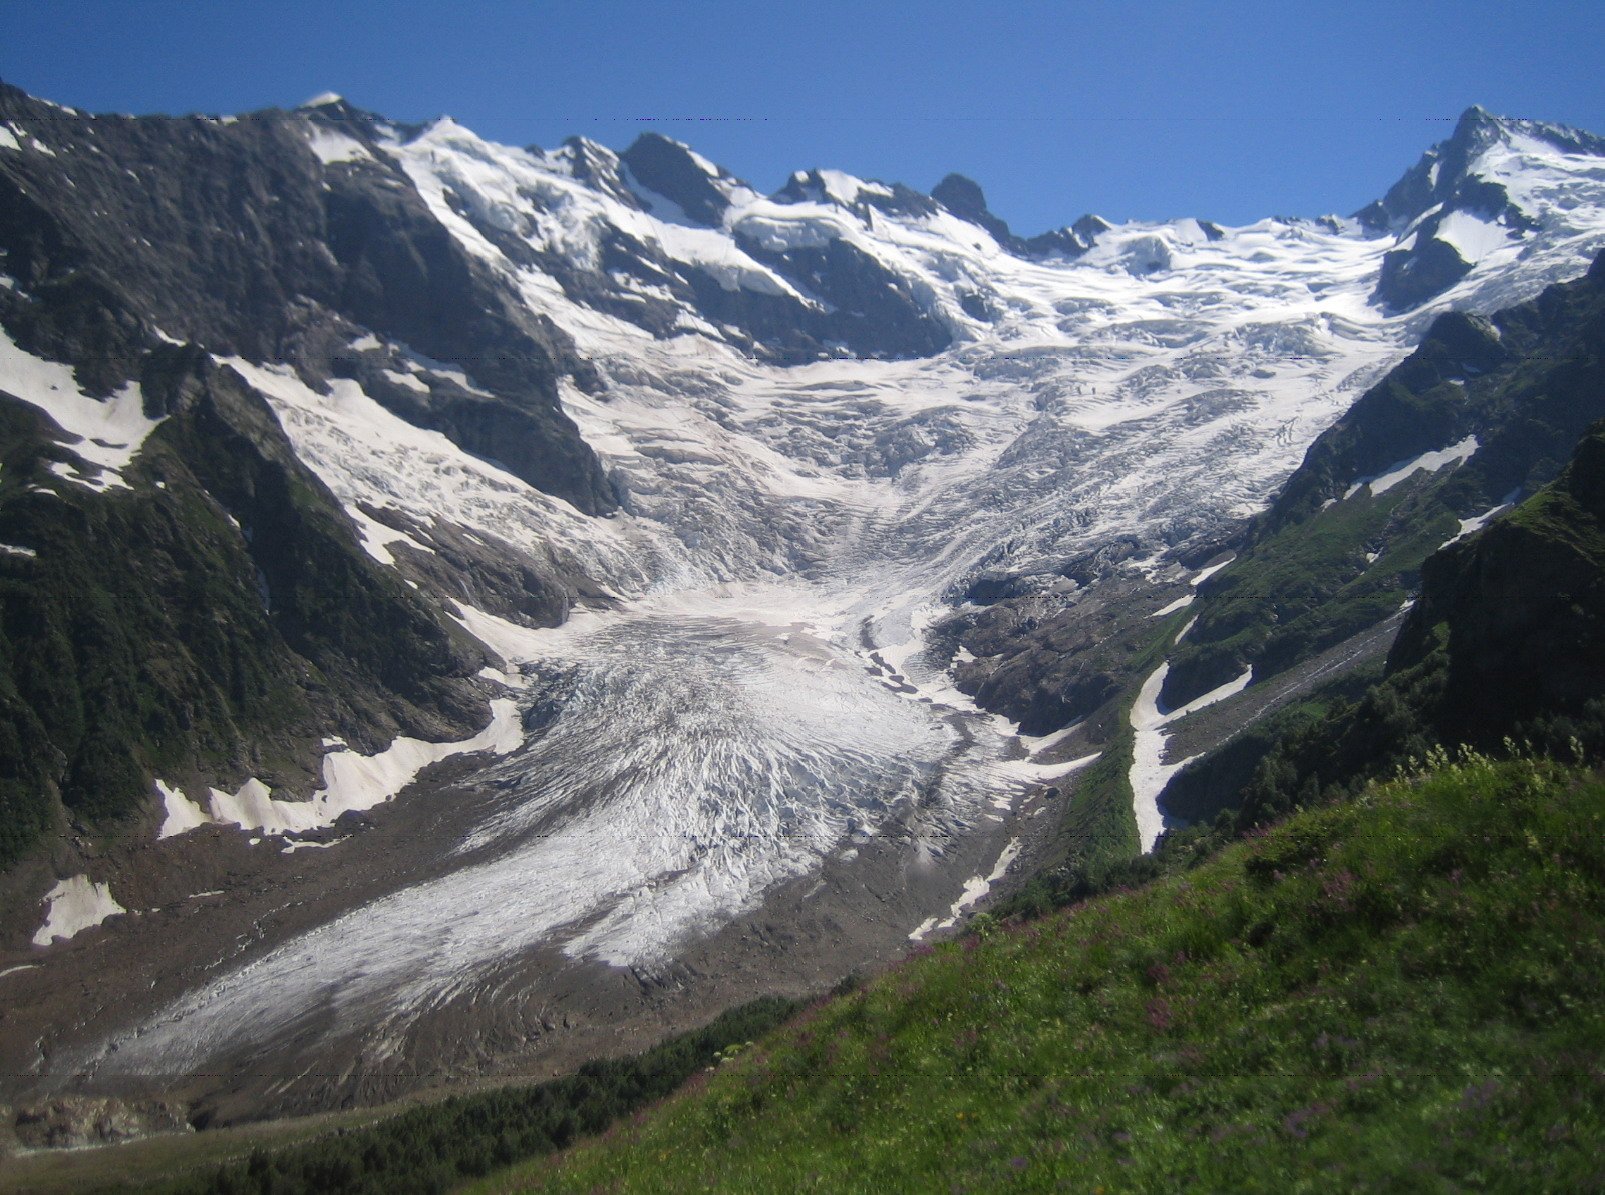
[1217,415,1605,832]
[1162,249,1605,712]
[479,754,1605,1192]
[1360,106,1605,310]
[0,339,497,870]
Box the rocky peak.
[553,135,644,210]
[619,132,741,226]
[1358,105,1605,234]
[932,172,1014,245]
[930,172,1101,261]
[1358,105,1605,309]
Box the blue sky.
[3,0,1602,233]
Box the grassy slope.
[480,756,1605,1192]
[1165,474,1457,707]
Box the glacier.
[32,103,1605,1100]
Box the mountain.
[466,402,1605,1193]
[2,85,1605,1127]
[1219,412,1605,832]
[1358,105,1605,310]
[1163,248,1605,712]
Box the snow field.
[32,875,125,946]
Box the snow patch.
[1434,210,1512,265]
[1129,662,1253,852]
[32,875,125,946]
[155,779,213,839]
[1441,488,1520,548]
[1345,435,1479,499]
[1152,592,1195,617]
[315,698,523,824]
[308,127,372,165]
[911,837,1022,940]
[163,701,524,841]
[450,601,552,664]
[0,326,161,490]
[1190,555,1235,587]
[349,506,432,567]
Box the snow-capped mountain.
[2,86,1605,1119]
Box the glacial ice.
[67,106,1605,1081]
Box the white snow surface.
[155,780,212,839]
[1345,435,1480,499]
[157,700,524,841]
[0,325,161,489]
[73,109,1605,1082]
[910,837,1024,940]
[1130,662,1254,852]
[1442,487,1522,548]
[32,875,125,946]
[307,126,372,165]
[1152,593,1195,617]
[1435,210,1511,264]
[1190,555,1236,587]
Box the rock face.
[0,85,614,514]
[1208,415,1605,834]
[1391,421,1605,737]
[9,1094,191,1149]
[0,339,491,869]
[0,85,620,868]
[1360,106,1605,311]
[930,171,1104,260]
[620,132,741,227]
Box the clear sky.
[3,0,1602,234]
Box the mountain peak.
[619,132,742,225]
[932,171,1016,247]
[1361,106,1605,236]
[931,173,990,220]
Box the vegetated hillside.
[473,754,1605,1192]
[999,405,1605,931]
[1212,413,1605,835]
[0,346,492,870]
[1164,248,1605,710]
